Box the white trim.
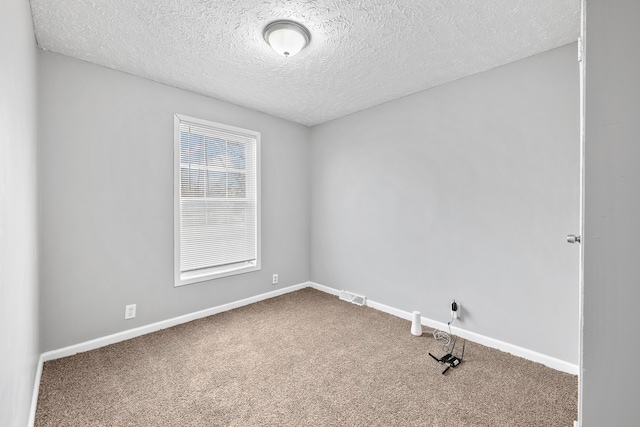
[308,281,340,296]
[31,280,578,424]
[38,280,579,375]
[366,298,416,322]
[308,282,578,375]
[28,354,44,427]
[41,282,309,362]
[577,3,586,426]
[173,114,181,287]
[434,320,577,375]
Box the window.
[174,114,260,286]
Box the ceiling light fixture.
[263,20,310,57]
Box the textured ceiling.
[30,0,580,126]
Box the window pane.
[206,137,227,168]
[227,172,246,198]
[184,133,204,166]
[181,167,205,197]
[227,141,246,170]
[207,170,227,198]
[180,132,190,163]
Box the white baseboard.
[28,354,44,427]
[308,281,341,297]
[41,282,310,363]
[32,280,577,426]
[39,279,578,375]
[308,282,578,375]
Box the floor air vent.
[339,290,366,306]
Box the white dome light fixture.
[263,20,310,57]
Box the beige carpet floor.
[35,288,577,426]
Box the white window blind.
[174,114,260,286]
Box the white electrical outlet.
[125,304,136,320]
[272,273,279,285]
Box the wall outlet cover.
[125,304,136,319]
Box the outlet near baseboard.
[125,304,136,320]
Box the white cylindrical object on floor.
[411,311,422,336]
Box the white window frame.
[174,114,261,286]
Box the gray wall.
[310,44,580,364]
[0,0,40,425]
[39,52,310,351]
[582,0,640,424]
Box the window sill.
[175,261,260,287]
